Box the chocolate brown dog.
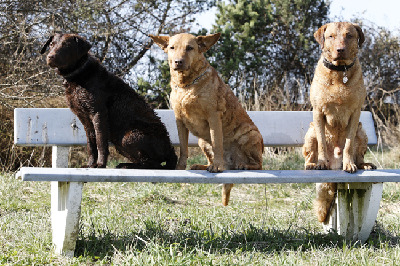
[41,33,177,169]
[302,23,376,223]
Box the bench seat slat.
[14,108,377,147]
[17,167,400,183]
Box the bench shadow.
[74,221,399,259]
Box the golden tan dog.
[150,33,264,206]
[302,22,376,223]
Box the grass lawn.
[1,147,400,265]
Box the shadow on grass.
[74,220,399,259]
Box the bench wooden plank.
[14,108,378,147]
[16,167,400,183]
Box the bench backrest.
[14,108,377,147]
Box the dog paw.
[190,164,208,170]
[175,164,187,170]
[358,163,377,170]
[316,160,329,170]
[343,162,357,173]
[207,163,225,173]
[305,163,317,170]
[235,164,248,170]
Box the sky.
[330,0,400,31]
[196,0,400,33]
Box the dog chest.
[311,74,365,110]
[170,85,216,114]
[65,82,106,117]
[171,89,215,139]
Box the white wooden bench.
[14,108,399,257]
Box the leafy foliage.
[359,23,400,145]
[0,0,214,109]
[208,0,329,109]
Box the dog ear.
[314,25,327,49]
[353,24,365,47]
[149,35,170,52]
[40,36,54,54]
[196,33,221,53]
[74,36,92,55]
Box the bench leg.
[51,181,83,257]
[323,182,383,242]
[51,146,83,257]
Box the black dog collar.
[323,57,356,72]
[60,55,91,80]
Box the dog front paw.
[87,157,97,168]
[316,160,329,170]
[305,163,317,170]
[175,164,187,170]
[176,157,187,170]
[236,164,248,170]
[96,162,107,168]
[87,163,97,168]
[207,163,225,173]
[358,163,377,170]
[343,162,357,173]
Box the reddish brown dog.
[150,33,264,206]
[302,22,376,223]
[41,33,177,169]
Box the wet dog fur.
[41,33,177,169]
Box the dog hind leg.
[117,131,177,169]
[303,122,319,170]
[355,122,377,170]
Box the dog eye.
[169,46,174,50]
[186,46,194,51]
[346,33,353,38]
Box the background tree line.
[0,0,399,171]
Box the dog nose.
[337,48,345,53]
[175,60,183,66]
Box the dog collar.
[322,58,356,72]
[60,55,91,80]
[174,66,210,90]
[323,58,356,84]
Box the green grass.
[1,148,400,265]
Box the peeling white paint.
[26,117,32,144]
[42,122,48,144]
